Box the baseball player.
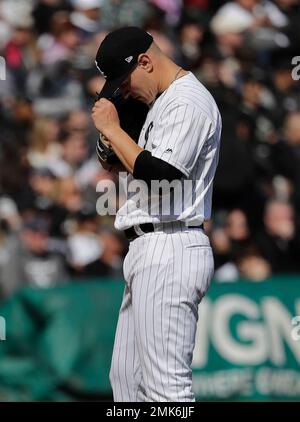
[92,27,222,402]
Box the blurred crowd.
[0,0,300,301]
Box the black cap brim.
[98,72,130,100]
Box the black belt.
[124,222,204,242]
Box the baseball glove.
[95,90,149,166]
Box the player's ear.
[137,53,153,73]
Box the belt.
[124,222,204,242]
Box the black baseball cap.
[95,26,153,99]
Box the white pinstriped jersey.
[115,72,222,231]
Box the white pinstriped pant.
[109,225,214,402]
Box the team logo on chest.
[144,121,154,148]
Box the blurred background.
[0,0,299,402]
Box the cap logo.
[95,60,107,79]
[125,56,133,63]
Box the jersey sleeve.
[150,102,214,177]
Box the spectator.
[0,214,69,300]
[56,177,83,213]
[177,7,209,68]
[0,0,299,296]
[70,0,103,35]
[32,0,73,35]
[47,132,89,178]
[210,0,289,52]
[38,11,81,66]
[268,56,300,125]
[235,246,272,281]
[213,210,272,281]
[256,199,300,273]
[66,208,126,278]
[212,208,251,269]
[265,112,300,215]
[1,0,39,96]
[27,117,61,168]
[100,0,151,28]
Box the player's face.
[120,61,157,105]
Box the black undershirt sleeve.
[133,150,184,186]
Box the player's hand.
[92,98,120,138]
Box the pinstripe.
[153,118,168,158]
[159,80,214,119]
[157,104,182,159]
[151,235,168,399]
[179,106,197,164]
[163,103,185,153]
[200,243,211,298]
[194,129,211,220]
[182,233,193,400]
[174,112,205,172]
[204,141,220,213]
[175,94,213,117]
[115,291,126,401]
[134,243,147,400]
[189,147,205,220]
[123,293,131,398]
[165,104,189,151]
[133,324,138,401]
[110,236,139,401]
[174,88,216,115]
[184,117,211,171]
[132,237,145,400]
[174,233,184,399]
[188,231,199,393]
[166,105,188,155]
[136,236,152,395]
[157,84,181,119]
[173,93,213,116]
[142,234,160,400]
[166,231,176,390]
[160,238,169,359]
[188,232,200,353]
[124,242,136,400]
[143,102,161,149]
[158,104,176,154]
